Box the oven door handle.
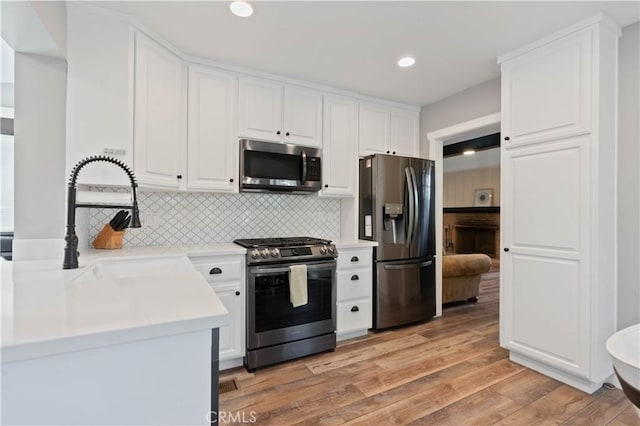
[249,263,335,275]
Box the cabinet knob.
[350,306,359,312]
[324,184,329,188]
[286,132,290,136]
[350,256,359,262]
[229,178,234,183]
[276,130,281,135]
[209,267,222,275]
[504,136,510,141]
[350,274,359,281]
[235,291,240,296]
[393,151,396,155]
[177,174,183,179]
[386,150,390,154]
[503,248,510,252]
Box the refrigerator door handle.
[405,167,415,247]
[383,260,433,270]
[409,166,419,246]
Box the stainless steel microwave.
[239,139,322,193]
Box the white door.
[359,102,391,156]
[187,66,238,192]
[134,33,186,189]
[283,86,322,147]
[321,96,358,197]
[391,109,419,157]
[501,29,591,147]
[214,285,244,361]
[238,77,283,142]
[500,136,590,378]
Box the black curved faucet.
[63,156,142,269]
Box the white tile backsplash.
[88,188,341,247]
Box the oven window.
[254,269,332,333]
[245,151,301,180]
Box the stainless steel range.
[234,237,338,372]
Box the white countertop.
[1,255,230,363]
[2,240,376,363]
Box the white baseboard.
[12,238,64,261]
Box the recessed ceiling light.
[230,1,253,17]
[397,57,416,68]
[463,150,476,156]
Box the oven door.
[247,260,336,350]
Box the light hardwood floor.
[219,270,637,425]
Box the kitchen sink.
[74,255,195,281]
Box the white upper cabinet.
[283,86,323,147]
[359,102,419,157]
[238,77,283,143]
[187,66,238,192]
[501,29,592,147]
[134,32,187,190]
[359,102,390,156]
[391,109,420,157]
[499,17,619,393]
[321,96,358,197]
[239,76,322,147]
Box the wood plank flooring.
[219,270,637,425]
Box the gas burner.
[233,237,337,264]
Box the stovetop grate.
[233,237,331,249]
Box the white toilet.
[606,323,640,417]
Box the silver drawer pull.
[350,274,359,281]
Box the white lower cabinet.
[190,254,245,368]
[336,247,373,340]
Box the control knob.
[270,248,279,258]
[250,249,260,259]
[328,244,337,254]
[319,246,328,254]
[260,249,270,258]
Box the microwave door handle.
[301,151,307,183]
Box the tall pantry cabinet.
[498,15,620,393]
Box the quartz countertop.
[1,255,230,363]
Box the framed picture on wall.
[474,188,493,206]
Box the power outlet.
[142,211,160,227]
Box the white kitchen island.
[1,255,229,426]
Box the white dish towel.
[289,264,308,308]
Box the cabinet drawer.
[192,259,242,283]
[337,268,372,302]
[337,248,372,270]
[337,300,372,334]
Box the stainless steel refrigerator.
[359,154,436,329]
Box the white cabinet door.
[501,137,590,378]
[391,109,419,157]
[321,96,358,197]
[283,86,322,147]
[187,66,238,192]
[501,29,591,147]
[134,33,186,189]
[238,77,283,142]
[214,285,244,361]
[359,102,391,156]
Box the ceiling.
[92,1,639,107]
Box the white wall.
[420,77,501,157]
[13,53,67,246]
[616,22,640,329]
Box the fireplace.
[443,208,500,258]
